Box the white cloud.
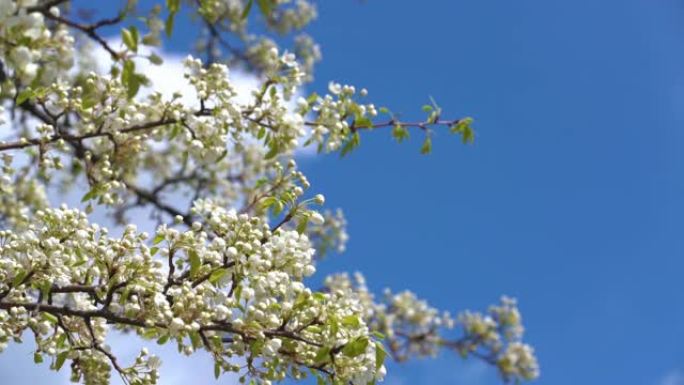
[660,370,684,385]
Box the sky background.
[4,0,684,385]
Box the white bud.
[309,212,325,225]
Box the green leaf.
[130,26,139,47]
[141,328,158,340]
[354,116,373,129]
[157,334,170,345]
[420,136,432,155]
[12,270,27,287]
[234,284,243,302]
[166,0,181,13]
[148,53,163,65]
[165,14,175,38]
[39,281,52,300]
[371,331,385,340]
[260,197,277,211]
[41,312,59,325]
[128,74,145,99]
[249,340,264,355]
[379,107,390,114]
[312,292,326,301]
[265,142,280,159]
[208,268,229,285]
[189,331,201,349]
[296,217,309,234]
[150,247,159,256]
[341,315,360,328]
[81,188,98,202]
[306,92,319,104]
[121,27,138,52]
[375,342,387,370]
[121,60,146,99]
[329,316,339,336]
[421,105,433,112]
[56,333,67,349]
[16,88,34,105]
[34,352,43,364]
[81,95,97,110]
[121,58,134,87]
[392,125,409,143]
[153,234,165,245]
[450,117,475,145]
[340,132,360,157]
[54,351,68,371]
[241,0,253,19]
[342,337,369,358]
[313,346,331,365]
[428,110,439,124]
[256,0,273,17]
[272,200,284,216]
[188,249,201,277]
[461,125,474,144]
[30,67,45,89]
[214,361,222,379]
[118,287,131,305]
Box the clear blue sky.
[5,1,684,385]
[301,1,684,385]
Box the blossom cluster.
[325,273,540,382]
[0,0,74,84]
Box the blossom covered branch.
[0,1,538,385]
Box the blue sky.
[303,1,684,384]
[4,1,684,385]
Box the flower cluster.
[0,0,74,85]
[325,273,540,383]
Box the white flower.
[264,338,282,356]
[328,81,342,95]
[309,211,325,225]
[147,355,162,370]
[10,46,31,68]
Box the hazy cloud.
[660,370,684,385]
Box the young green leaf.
[54,351,68,371]
[188,249,201,277]
[256,0,274,17]
[121,27,138,52]
[241,0,254,19]
[166,0,181,13]
[214,361,222,379]
[209,268,229,285]
[341,315,361,328]
[165,14,175,37]
[16,88,34,105]
[41,312,59,325]
[341,337,369,358]
[420,136,432,154]
[375,342,387,370]
[148,53,163,65]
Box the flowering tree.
[0,1,539,384]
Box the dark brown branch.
[25,0,68,13]
[39,12,121,60]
